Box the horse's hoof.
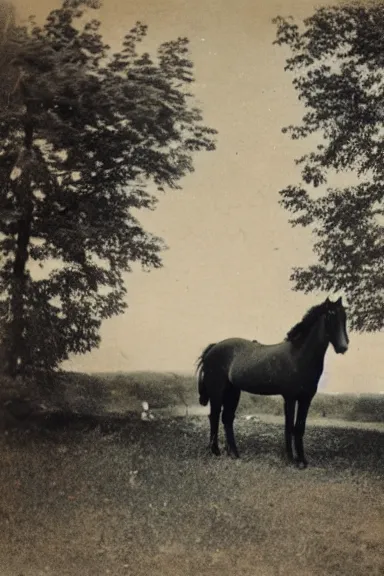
[226,449,240,459]
[224,444,239,459]
[210,446,221,456]
[295,459,308,470]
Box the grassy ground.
[0,371,383,576]
[0,413,383,576]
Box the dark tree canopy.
[0,0,216,375]
[274,3,384,332]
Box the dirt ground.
[0,413,383,576]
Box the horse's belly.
[239,378,299,396]
[230,358,301,396]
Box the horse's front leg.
[283,398,296,463]
[294,396,312,469]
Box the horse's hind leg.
[209,401,222,456]
[283,397,296,463]
[222,386,241,458]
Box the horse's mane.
[285,302,327,342]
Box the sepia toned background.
[13,0,384,393]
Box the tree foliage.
[0,0,216,374]
[274,3,384,332]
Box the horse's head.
[324,297,349,354]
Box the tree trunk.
[7,114,34,377]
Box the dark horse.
[196,297,349,468]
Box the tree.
[0,0,217,376]
[273,3,384,332]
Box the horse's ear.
[325,296,330,305]
[336,296,342,305]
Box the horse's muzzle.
[336,344,348,355]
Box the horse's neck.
[298,316,329,364]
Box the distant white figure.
[141,401,154,421]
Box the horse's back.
[219,337,258,347]
[206,337,275,361]
[201,338,256,374]
[210,337,260,356]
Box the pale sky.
[12,0,384,393]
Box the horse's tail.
[196,343,216,406]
